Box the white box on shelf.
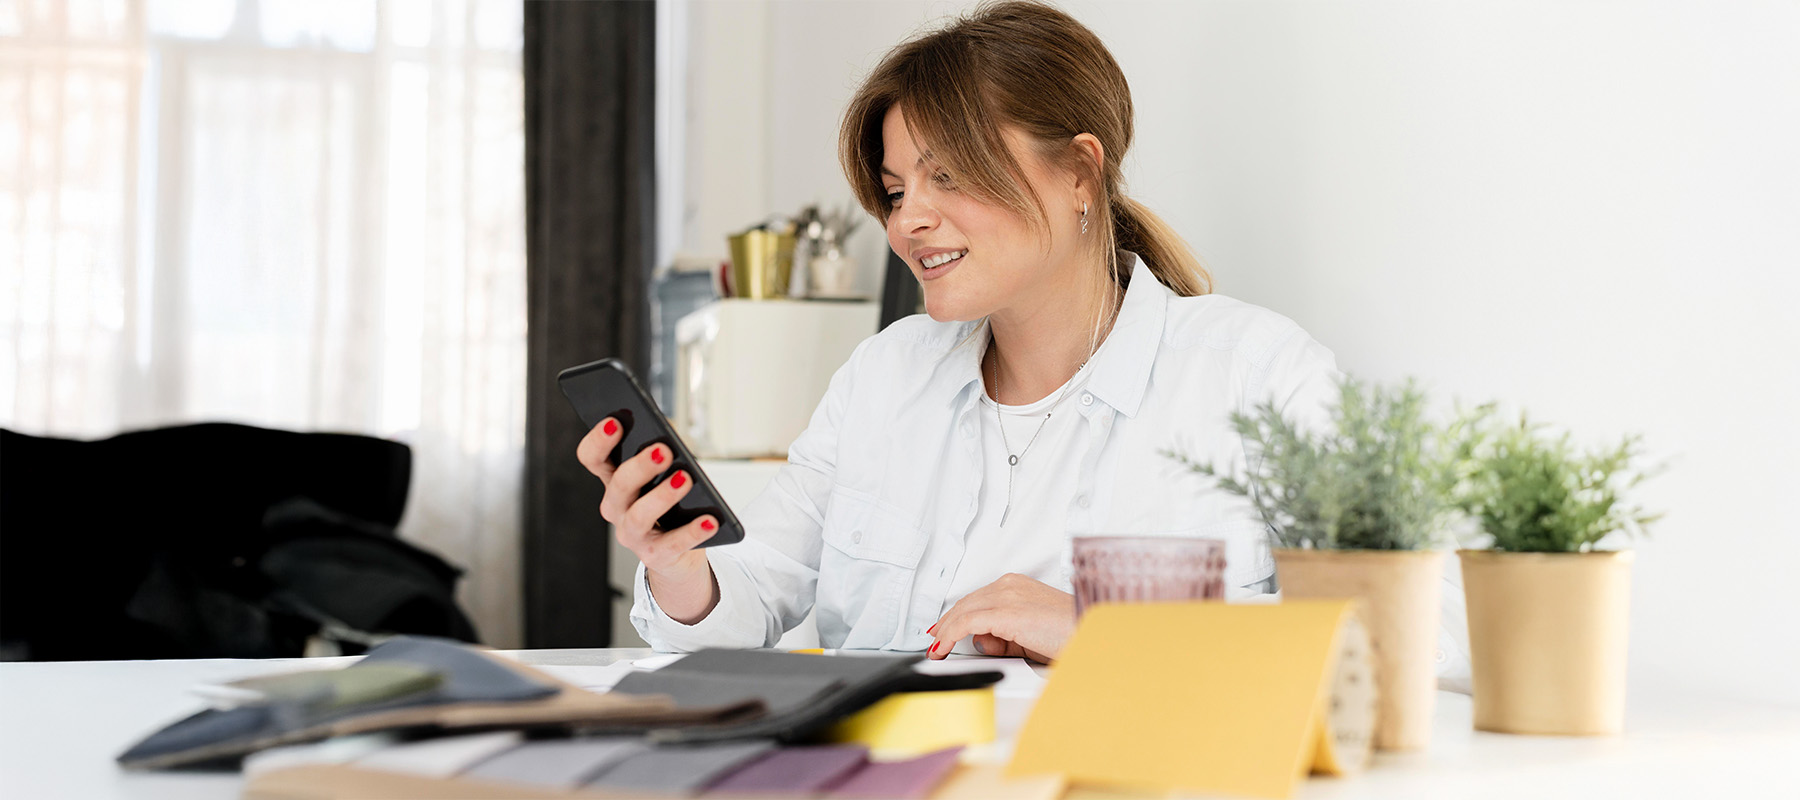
[674,299,877,459]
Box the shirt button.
[1435,648,1448,664]
[851,530,863,545]
[1080,393,1094,406]
[1076,494,1090,508]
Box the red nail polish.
[927,623,937,635]
[671,471,687,489]
[928,641,940,655]
[602,419,618,436]
[701,519,716,532]
[650,447,665,465]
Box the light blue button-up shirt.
[632,254,1344,653]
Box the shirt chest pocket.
[816,487,928,650]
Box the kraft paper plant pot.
[1458,549,1633,736]
[1273,548,1444,751]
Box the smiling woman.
[582,0,1343,663]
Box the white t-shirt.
[940,361,1092,654]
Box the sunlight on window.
[147,0,235,40]
[260,0,375,51]
[382,61,429,436]
[473,0,521,52]
[66,0,131,38]
[386,0,435,49]
[0,0,21,37]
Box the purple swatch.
[826,747,962,799]
[706,744,869,795]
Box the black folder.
[608,649,1002,743]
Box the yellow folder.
[1006,600,1374,800]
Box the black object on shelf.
[878,249,921,332]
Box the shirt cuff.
[629,551,773,652]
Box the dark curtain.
[522,0,656,648]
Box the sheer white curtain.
[1,0,527,647]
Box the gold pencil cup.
[727,229,796,299]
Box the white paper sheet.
[530,661,641,693]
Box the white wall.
[675,0,1800,704]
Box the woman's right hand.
[576,417,719,623]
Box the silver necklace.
[987,285,1124,526]
[988,349,1088,527]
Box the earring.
[1080,201,1089,236]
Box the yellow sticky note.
[829,688,996,758]
[1006,601,1366,800]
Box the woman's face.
[880,105,1086,323]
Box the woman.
[578,1,1338,661]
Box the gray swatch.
[354,731,523,779]
[463,738,649,789]
[612,670,840,717]
[589,741,778,795]
[613,649,920,744]
[357,637,558,704]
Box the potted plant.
[1455,414,1659,735]
[1168,378,1474,751]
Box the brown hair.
[839,0,1212,300]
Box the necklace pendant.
[1008,454,1019,467]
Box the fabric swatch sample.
[612,670,838,717]
[356,637,558,704]
[589,740,777,795]
[617,649,926,744]
[116,704,277,765]
[827,747,962,799]
[705,744,869,795]
[226,664,443,712]
[353,731,522,779]
[461,738,648,789]
[242,733,401,778]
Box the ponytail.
[1110,195,1211,297]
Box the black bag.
[1,424,478,660]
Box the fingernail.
[670,471,687,489]
[701,519,716,532]
[927,623,937,635]
[650,447,665,465]
[928,641,940,655]
[602,418,618,436]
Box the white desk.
[1,649,1795,799]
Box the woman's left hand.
[925,573,1076,663]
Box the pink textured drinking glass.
[1070,536,1228,619]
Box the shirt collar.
[1083,252,1167,418]
[945,251,1169,419]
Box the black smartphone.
[557,358,745,548]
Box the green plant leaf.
[1454,413,1660,552]
[1165,377,1477,551]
